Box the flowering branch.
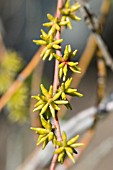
[51,1,63,169]
[31,0,83,170]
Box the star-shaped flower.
[43,13,68,36]
[31,116,55,149]
[60,0,81,29]
[33,29,63,60]
[54,131,84,163]
[54,45,81,81]
[59,78,83,100]
[32,84,68,117]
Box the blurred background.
[0,0,113,170]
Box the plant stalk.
[50,0,63,170]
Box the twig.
[94,33,113,69]
[96,50,106,105]
[50,0,63,169]
[99,0,111,25]
[78,0,113,70]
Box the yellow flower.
[59,78,83,100]
[33,29,63,60]
[54,45,81,81]
[43,13,68,36]
[32,84,68,117]
[54,131,84,163]
[31,116,55,149]
[60,0,81,29]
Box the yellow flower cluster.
[31,0,83,165]
[54,132,84,163]
[31,116,55,149]
[54,45,81,81]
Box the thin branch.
[78,0,113,70]
[53,0,63,93]
[50,0,63,169]
[53,32,61,94]
[96,50,106,105]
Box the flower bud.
[65,78,72,89]
[59,68,63,79]
[53,44,61,50]
[67,135,79,145]
[49,104,55,118]
[37,135,48,145]
[30,127,48,135]
[40,103,49,115]
[66,150,75,163]
[53,91,61,101]
[54,147,64,154]
[43,22,53,27]
[33,40,46,45]
[54,100,68,105]
[58,152,65,163]
[33,104,44,112]
[48,132,54,141]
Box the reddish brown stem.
[54,113,62,141]
[53,0,63,93]
[53,31,61,93]
[50,0,63,170]
[55,0,63,18]
[50,154,59,170]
